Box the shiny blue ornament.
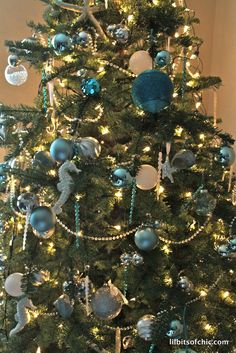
[51,33,72,55]
[155,50,171,68]
[134,227,159,251]
[219,146,235,166]
[110,168,132,188]
[30,206,56,233]
[81,78,101,96]
[50,138,74,162]
[132,70,173,113]
[74,31,90,46]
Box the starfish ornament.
[55,0,107,39]
[161,156,174,183]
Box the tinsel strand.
[129,181,137,225]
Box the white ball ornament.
[135,165,158,190]
[129,51,153,75]
[137,314,156,341]
[4,273,24,297]
[5,64,28,86]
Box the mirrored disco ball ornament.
[194,189,216,216]
[5,63,28,86]
[76,137,101,159]
[218,145,236,167]
[171,149,196,170]
[30,206,56,233]
[136,314,155,341]
[129,50,153,75]
[110,167,132,188]
[91,282,127,320]
[132,70,173,113]
[4,273,24,297]
[51,33,72,55]
[166,320,183,338]
[134,227,159,251]
[81,78,101,96]
[17,193,39,213]
[50,138,74,162]
[155,50,171,68]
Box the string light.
[100,126,110,135]
[175,126,183,136]
[115,190,123,201]
[36,348,41,353]
[200,290,208,298]
[114,225,121,231]
[143,146,151,152]
[161,244,172,255]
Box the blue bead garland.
[129,181,137,225]
[149,344,155,353]
[75,201,80,248]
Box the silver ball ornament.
[17,193,39,213]
[134,227,159,251]
[110,168,132,188]
[219,146,236,167]
[7,54,20,67]
[76,137,101,159]
[30,206,56,233]
[136,314,155,341]
[229,237,236,252]
[178,276,194,292]
[120,253,132,266]
[50,138,74,162]
[132,252,144,266]
[51,33,72,55]
[171,149,196,170]
[74,31,90,46]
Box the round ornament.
[120,253,133,266]
[51,33,72,55]
[107,24,130,44]
[134,227,159,251]
[54,294,73,319]
[217,242,230,257]
[91,282,126,320]
[30,206,56,233]
[81,78,101,96]
[194,189,216,216]
[5,64,28,86]
[136,314,155,341]
[178,276,194,292]
[218,146,236,167]
[33,151,56,169]
[129,51,153,75]
[229,237,236,251]
[171,149,196,170]
[4,273,24,297]
[17,193,39,213]
[7,54,20,67]
[74,31,90,46]
[50,138,74,162]
[110,168,132,188]
[155,50,171,68]
[135,164,158,190]
[166,320,183,338]
[132,252,144,266]
[131,70,173,113]
[76,137,101,159]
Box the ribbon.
[115,327,121,353]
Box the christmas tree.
[0,1,236,352]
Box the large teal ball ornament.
[134,227,159,251]
[219,146,235,167]
[51,33,72,55]
[50,138,74,162]
[131,70,173,113]
[30,206,56,233]
[110,168,132,188]
[155,50,171,68]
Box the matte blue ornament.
[81,78,101,96]
[219,146,235,167]
[110,168,132,188]
[155,50,171,68]
[51,33,72,55]
[50,138,74,162]
[134,227,159,251]
[132,70,173,113]
[30,206,56,233]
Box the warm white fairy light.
[143,146,151,153]
[196,102,202,109]
[36,348,41,353]
[173,92,178,98]
[114,225,121,231]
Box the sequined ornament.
[120,253,133,266]
[134,227,159,251]
[81,78,101,96]
[51,33,72,55]
[107,24,130,44]
[17,193,39,213]
[166,320,183,338]
[178,276,194,292]
[136,314,155,341]
[54,294,73,319]
[132,252,144,266]
[218,146,236,167]
[171,149,196,170]
[5,64,28,86]
[132,70,173,113]
[32,151,56,169]
[194,189,216,216]
[50,138,74,162]
[76,137,101,158]
[30,206,56,233]
[91,281,128,320]
[110,168,132,188]
[155,50,171,67]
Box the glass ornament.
[171,149,196,170]
[136,314,155,341]
[81,78,101,96]
[194,189,216,216]
[155,50,171,68]
[50,138,74,162]
[135,164,158,190]
[4,273,24,297]
[51,33,72,55]
[218,145,236,167]
[110,167,132,188]
[7,54,20,67]
[76,137,101,158]
[131,70,173,113]
[129,51,153,75]
[134,227,159,251]
[30,206,56,233]
[5,64,28,86]
[74,31,90,46]
[17,193,39,213]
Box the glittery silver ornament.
[178,276,194,292]
[171,149,196,170]
[194,189,216,216]
[136,314,155,341]
[132,252,144,266]
[54,294,73,319]
[107,24,130,44]
[76,137,101,159]
[91,281,127,320]
[166,320,183,338]
[219,146,236,167]
[120,253,132,266]
[17,193,39,213]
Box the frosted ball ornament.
[51,33,72,55]
[110,168,132,188]
[129,51,153,75]
[171,149,196,170]
[4,273,24,297]
[132,70,173,113]
[218,145,236,167]
[136,314,156,341]
[194,189,216,216]
[81,78,101,96]
[50,138,74,162]
[17,193,39,213]
[155,50,171,68]
[76,137,101,159]
[135,164,158,190]
[30,206,56,233]
[134,226,159,251]
[5,55,28,86]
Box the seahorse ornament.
[9,296,36,337]
[52,160,81,214]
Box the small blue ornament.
[30,206,56,233]
[51,33,72,55]
[81,78,101,96]
[110,168,132,188]
[50,138,74,162]
[132,70,173,113]
[134,227,159,251]
[155,50,171,68]
[219,146,235,167]
[74,31,90,46]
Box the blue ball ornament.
[219,146,235,167]
[155,50,171,68]
[110,168,132,188]
[81,78,101,96]
[30,206,56,233]
[131,70,173,113]
[74,31,90,46]
[51,33,72,55]
[134,227,159,251]
[50,138,74,162]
